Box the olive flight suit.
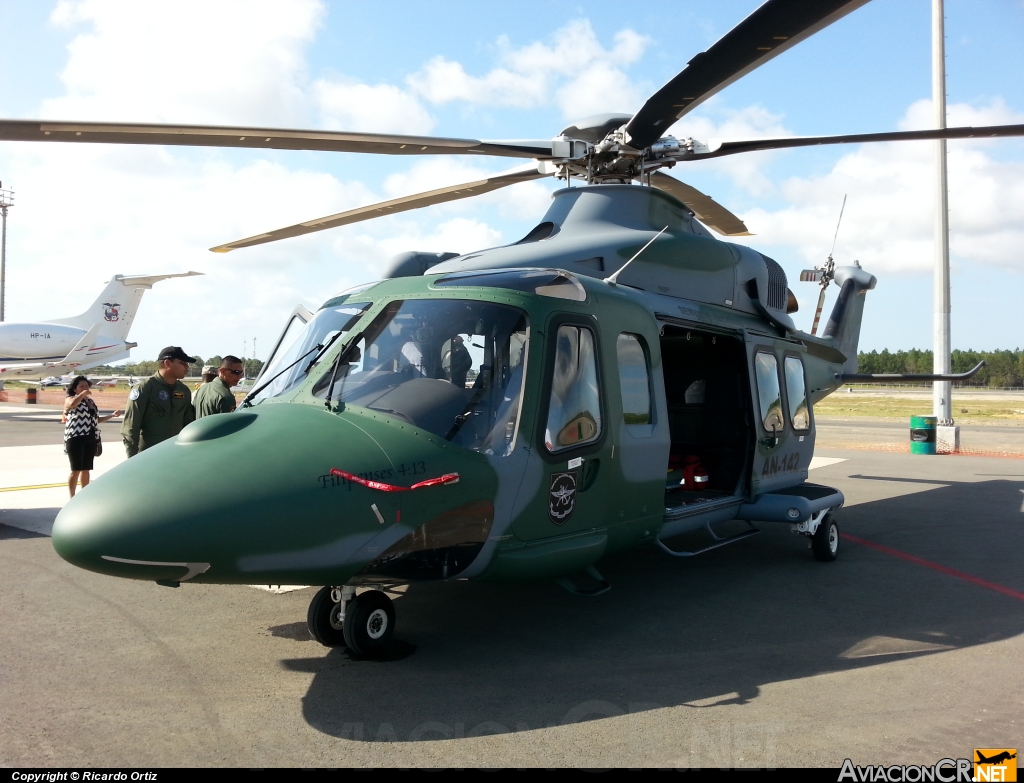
[121,373,196,456]
[193,376,237,419]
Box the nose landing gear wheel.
[307,585,347,647]
[344,590,396,656]
[811,513,839,562]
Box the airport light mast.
[0,182,13,322]
[932,0,958,451]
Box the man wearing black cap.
[121,346,197,457]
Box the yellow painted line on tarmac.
[0,482,67,492]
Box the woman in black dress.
[64,376,122,497]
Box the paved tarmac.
[816,416,1024,454]
[1,406,1022,767]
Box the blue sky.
[0,0,1022,361]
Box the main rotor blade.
[0,119,554,159]
[211,164,546,253]
[624,0,869,150]
[649,172,751,236]
[688,123,1024,160]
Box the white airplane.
[31,374,128,388]
[0,272,201,381]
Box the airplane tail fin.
[50,272,203,341]
[821,263,876,376]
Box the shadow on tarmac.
[279,478,1024,740]
[0,511,58,538]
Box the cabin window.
[544,325,602,452]
[754,351,784,433]
[616,333,652,435]
[784,356,810,431]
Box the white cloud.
[313,77,436,134]
[407,58,544,108]
[44,0,324,125]
[332,217,504,279]
[407,20,651,120]
[732,101,1024,280]
[900,97,1024,131]
[0,141,383,359]
[668,102,794,196]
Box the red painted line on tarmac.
[844,533,1024,602]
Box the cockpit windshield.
[313,299,528,457]
[247,302,371,405]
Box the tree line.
[89,356,265,380]
[856,349,1024,387]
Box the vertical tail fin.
[49,272,202,341]
[822,263,876,375]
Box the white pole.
[0,203,7,322]
[932,0,953,426]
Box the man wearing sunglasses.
[194,355,244,419]
[121,346,198,457]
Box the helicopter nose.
[51,405,404,585]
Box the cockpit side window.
[313,298,529,457]
[247,301,372,405]
[754,351,784,432]
[544,325,602,452]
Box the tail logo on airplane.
[102,302,121,322]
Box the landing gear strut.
[791,508,839,562]
[810,512,839,562]
[306,585,396,655]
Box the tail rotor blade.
[811,287,828,335]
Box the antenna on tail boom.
[800,195,846,335]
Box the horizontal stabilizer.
[61,322,101,366]
[114,271,203,289]
[837,361,985,384]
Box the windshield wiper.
[324,331,364,410]
[241,330,357,409]
[241,342,326,408]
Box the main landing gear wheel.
[343,590,396,656]
[307,585,347,647]
[811,513,839,562]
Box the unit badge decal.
[128,388,140,401]
[548,471,578,525]
[102,302,121,322]
[157,389,170,401]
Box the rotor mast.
[932,0,955,433]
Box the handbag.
[94,429,103,457]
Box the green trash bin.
[910,415,937,455]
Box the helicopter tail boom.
[820,263,876,376]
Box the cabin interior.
[658,324,753,508]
